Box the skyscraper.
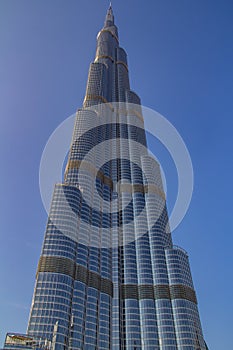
[26,5,207,350]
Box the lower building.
[3,333,51,350]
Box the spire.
[105,2,114,27]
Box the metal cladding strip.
[170,284,197,304]
[84,94,108,104]
[95,55,114,63]
[95,56,129,71]
[121,284,138,299]
[144,184,166,200]
[138,285,154,299]
[128,109,144,122]
[116,60,129,71]
[37,256,113,297]
[97,29,119,43]
[154,284,170,299]
[65,161,165,199]
[37,255,75,278]
[121,284,197,304]
[65,159,113,190]
[116,108,144,122]
[119,183,166,200]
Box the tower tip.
[105,1,114,26]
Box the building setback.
[20,5,208,350]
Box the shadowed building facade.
[26,6,208,350]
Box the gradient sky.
[0,1,233,348]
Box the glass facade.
[26,5,208,350]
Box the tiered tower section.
[27,6,207,350]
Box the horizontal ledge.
[97,29,119,43]
[121,284,197,304]
[37,256,113,297]
[65,161,165,199]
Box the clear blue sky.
[0,1,233,348]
